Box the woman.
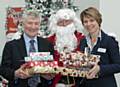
[78,7,120,87]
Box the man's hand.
[15,64,31,79]
[86,64,100,79]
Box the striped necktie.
[28,39,40,87]
[29,40,36,52]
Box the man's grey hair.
[22,10,41,22]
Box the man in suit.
[78,7,120,87]
[0,10,54,87]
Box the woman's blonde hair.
[80,7,102,27]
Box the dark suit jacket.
[79,31,120,87]
[0,35,54,87]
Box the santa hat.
[55,8,76,20]
[48,8,83,35]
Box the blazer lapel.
[91,37,101,54]
[18,35,27,60]
[37,37,43,52]
[91,31,106,54]
[80,38,88,52]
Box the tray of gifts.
[59,51,100,69]
[22,52,100,77]
[23,61,89,77]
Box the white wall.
[0,0,25,61]
[74,0,99,12]
[100,1,120,45]
[100,1,120,87]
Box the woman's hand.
[86,64,100,79]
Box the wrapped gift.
[25,52,53,62]
[59,51,100,71]
[0,75,8,87]
[24,61,58,75]
[23,61,87,77]
[23,51,100,77]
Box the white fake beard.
[55,23,77,53]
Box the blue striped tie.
[29,40,36,52]
[28,40,40,87]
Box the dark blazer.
[79,31,120,87]
[0,35,54,87]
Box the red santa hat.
[55,8,76,20]
[48,8,83,35]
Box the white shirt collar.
[23,33,37,44]
[85,30,102,51]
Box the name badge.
[97,48,106,53]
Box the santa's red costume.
[47,8,85,87]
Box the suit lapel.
[37,37,43,52]
[80,31,107,55]
[80,38,88,52]
[17,35,27,59]
[91,31,106,54]
[91,37,101,54]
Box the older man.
[0,10,54,87]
